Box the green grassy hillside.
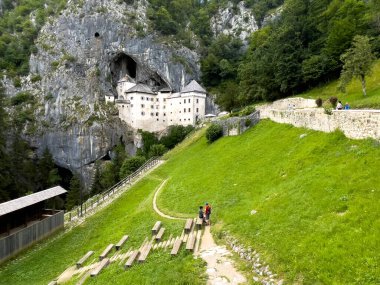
[0,176,205,285]
[155,121,380,284]
[298,60,380,109]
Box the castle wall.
[258,98,380,140]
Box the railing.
[64,157,161,224]
[0,211,64,263]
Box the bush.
[240,105,256,116]
[31,74,42,83]
[119,156,146,178]
[206,124,223,143]
[244,118,252,127]
[160,125,194,149]
[11,92,33,106]
[316,98,323,107]
[148,144,167,157]
[329,97,338,108]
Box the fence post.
[77,208,79,217]
[69,212,71,221]
[85,203,87,213]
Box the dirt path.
[153,180,247,285]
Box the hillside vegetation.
[155,121,380,284]
[298,60,380,109]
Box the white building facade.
[111,78,207,133]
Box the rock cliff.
[3,0,200,187]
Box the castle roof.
[181,80,207,94]
[125,83,155,95]
[159,87,172,93]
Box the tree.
[37,148,60,190]
[66,175,81,210]
[91,161,103,194]
[148,144,167,157]
[119,156,146,179]
[0,84,11,202]
[339,35,376,96]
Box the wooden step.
[124,250,139,268]
[186,233,196,251]
[155,227,165,241]
[91,258,109,276]
[76,251,94,268]
[99,244,114,261]
[115,235,129,250]
[171,237,182,255]
[152,221,162,235]
[184,218,193,232]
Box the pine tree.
[66,175,81,210]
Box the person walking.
[205,203,212,225]
[336,101,343,110]
[344,102,350,110]
[199,206,205,223]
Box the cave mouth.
[94,32,100,38]
[56,165,74,190]
[110,53,137,87]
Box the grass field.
[154,121,380,284]
[297,60,380,109]
[0,176,206,285]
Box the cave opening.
[110,53,137,87]
[94,32,100,38]
[56,165,74,190]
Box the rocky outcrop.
[3,0,200,186]
[210,1,258,43]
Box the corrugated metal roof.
[181,80,207,94]
[0,186,67,217]
[125,83,156,95]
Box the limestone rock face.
[3,0,200,186]
[210,1,258,43]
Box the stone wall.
[258,99,380,140]
[215,111,260,136]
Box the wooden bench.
[99,244,114,261]
[91,258,109,277]
[76,251,94,268]
[124,250,139,268]
[155,228,165,241]
[138,242,152,262]
[184,219,193,233]
[171,238,182,255]
[196,217,203,229]
[186,233,196,251]
[115,235,129,250]
[152,221,162,235]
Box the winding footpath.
[153,180,247,285]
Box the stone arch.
[110,53,137,87]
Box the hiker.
[344,102,350,110]
[336,101,343,110]
[199,206,205,223]
[205,203,212,225]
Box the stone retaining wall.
[258,99,380,140]
[214,111,260,136]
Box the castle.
[106,76,207,132]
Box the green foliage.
[148,144,167,157]
[37,148,61,190]
[31,74,42,83]
[339,35,376,96]
[10,91,33,106]
[0,0,66,76]
[119,156,146,178]
[160,125,194,149]
[315,98,323,107]
[66,175,81,210]
[206,123,223,143]
[140,130,158,157]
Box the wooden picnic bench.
[91,258,109,277]
[115,235,129,250]
[152,221,162,235]
[186,233,196,251]
[196,217,203,229]
[99,244,114,261]
[155,228,165,241]
[184,219,193,233]
[170,238,182,255]
[124,250,139,268]
[138,242,153,262]
[76,251,94,268]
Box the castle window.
[184,108,186,113]
[146,97,149,100]
[184,99,186,103]
[141,104,144,108]
[141,97,144,100]
[141,112,145,115]
[188,99,190,103]
[163,106,166,109]
[131,104,134,107]
[151,98,153,101]
[196,99,199,103]
[151,105,154,109]
[156,106,159,109]
[163,120,165,122]
[170,119,172,121]
[122,105,124,108]
[156,98,159,102]
[188,119,190,121]
[188,108,191,112]
[151,112,154,116]
[156,118,159,121]
[179,111,181,113]
[196,108,198,113]
[156,112,159,116]
[163,113,166,116]
[180,119,181,121]
[164,99,166,102]
[130,97,133,100]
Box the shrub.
[119,156,146,178]
[240,105,256,116]
[160,125,194,149]
[206,124,223,143]
[244,118,252,127]
[329,96,338,108]
[11,92,33,106]
[31,74,42,83]
[315,98,323,107]
[13,77,22,87]
[148,144,167,157]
